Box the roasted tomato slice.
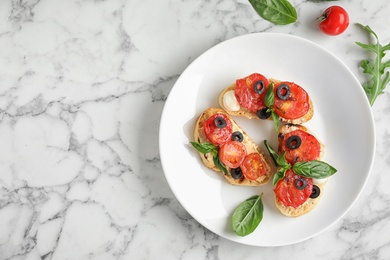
[235,73,270,112]
[273,82,310,119]
[279,129,321,164]
[274,170,313,208]
[203,113,233,145]
[240,153,267,180]
[219,141,247,168]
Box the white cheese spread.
[223,90,240,111]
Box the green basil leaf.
[213,154,228,175]
[232,193,264,236]
[271,111,280,132]
[263,140,279,166]
[263,140,289,168]
[293,160,337,179]
[272,169,287,185]
[264,83,274,108]
[190,142,217,154]
[248,0,297,25]
[275,151,289,168]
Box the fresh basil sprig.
[263,83,280,132]
[248,0,297,25]
[232,193,264,236]
[264,140,337,185]
[293,160,337,179]
[356,24,390,106]
[190,142,228,174]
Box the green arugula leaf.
[248,0,297,25]
[232,193,264,236]
[293,160,337,179]
[356,23,390,106]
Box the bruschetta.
[219,73,314,124]
[274,124,327,217]
[191,108,274,186]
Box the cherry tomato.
[240,153,267,180]
[318,6,349,36]
[278,129,321,164]
[219,141,247,168]
[274,170,313,208]
[235,73,269,112]
[203,113,232,145]
[273,82,310,120]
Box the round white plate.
[159,33,375,246]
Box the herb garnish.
[232,193,264,236]
[356,24,390,106]
[264,140,337,185]
[263,83,280,132]
[248,0,297,25]
[190,142,228,174]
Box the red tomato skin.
[235,73,270,112]
[318,6,349,36]
[274,170,313,208]
[273,82,310,119]
[240,153,267,180]
[278,130,321,165]
[203,113,232,145]
[219,141,247,169]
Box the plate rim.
[159,32,376,246]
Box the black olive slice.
[276,84,291,100]
[294,178,308,190]
[214,116,227,128]
[310,185,321,199]
[256,108,271,119]
[253,80,265,94]
[231,167,243,179]
[232,131,244,142]
[286,135,302,150]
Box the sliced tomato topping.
[278,129,321,164]
[219,141,247,168]
[203,113,232,145]
[240,153,267,180]
[274,170,313,208]
[235,73,269,112]
[274,82,310,119]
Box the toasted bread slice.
[275,124,326,217]
[219,79,314,124]
[193,108,275,186]
[275,181,327,217]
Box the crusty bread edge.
[218,85,259,119]
[193,107,275,186]
[275,181,327,217]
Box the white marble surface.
[1,0,390,259]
